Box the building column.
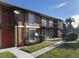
[15,26,23,47]
[15,26,18,47]
[18,27,22,46]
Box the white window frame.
[28,13,35,25]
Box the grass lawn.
[21,40,59,53]
[37,41,79,58]
[0,51,16,58]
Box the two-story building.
[0,2,64,48]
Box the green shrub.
[38,35,45,43]
[64,32,78,41]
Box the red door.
[2,30,11,48]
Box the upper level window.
[14,10,21,25]
[28,13,35,25]
[49,20,53,27]
[41,18,47,26]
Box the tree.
[65,17,74,32]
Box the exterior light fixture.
[14,10,20,14]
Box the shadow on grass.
[57,41,79,50]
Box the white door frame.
[29,29,35,42]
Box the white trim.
[15,25,40,28]
[26,26,40,28]
[29,29,36,30]
[15,25,24,28]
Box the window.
[14,10,21,25]
[41,18,47,26]
[14,14,20,25]
[49,21,53,27]
[28,13,35,25]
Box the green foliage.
[38,35,45,43]
[65,17,74,24]
[64,32,78,41]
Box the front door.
[29,29,35,42]
[42,29,47,37]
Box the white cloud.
[56,2,67,8]
[71,15,79,28]
[49,2,67,10]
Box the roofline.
[0,1,63,21]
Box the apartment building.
[0,2,64,48]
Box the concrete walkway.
[0,41,64,58]
[8,48,34,58]
[0,47,34,58]
[31,41,64,57]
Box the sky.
[0,0,79,20]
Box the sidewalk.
[0,41,64,58]
[31,41,64,57]
[0,47,34,58]
[8,48,34,58]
